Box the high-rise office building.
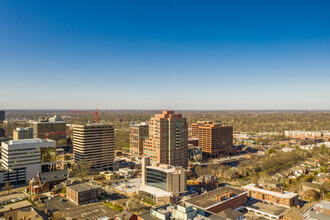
[72,124,114,171]
[32,115,66,142]
[1,139,56,184]
[198,123,234,158]
[191,121,213,138]
[13,127,33,140]
[130,122,149,156]
[0,111,5,123]
[143,111,188,168]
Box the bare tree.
[126,198,145,214]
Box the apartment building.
[130,122,148,156]
[1,139,56,184]
[242,184,299,208]
[73,124,114,171]
[32,115,66,142]
[198,122,234,158]
[143,111,188,168]
[13,127,33,140]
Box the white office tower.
[1,139,56,184]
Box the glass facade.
[146,168,167,191]
[40,146,56,163]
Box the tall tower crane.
[68,108,103,124]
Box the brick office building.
[242,184,299,208]
[66,183,98,205]
[191,121,212,138]
[198,122,234,158]
[184,186,247,214]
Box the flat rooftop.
[139,186,172,197]
[113,178,142,194]
[242,184,298,199]
[68,183,95,192]
[147,164,183,174]
[315,200,330,210]
[55,202,117,220]
[7,138,55,145]
[246,199,288,217]
[184,186,246,209]
[0,200,33,214]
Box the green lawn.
[103,201,124,213]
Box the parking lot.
[37,196,76,213]
[0,192,27,204]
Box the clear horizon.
[1,0,330,110]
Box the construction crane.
[33,131,73,139]
[68,108,103,124]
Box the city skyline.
[1,0,330,110]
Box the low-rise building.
[245,199,289,219]
[139,204,244,220]
[66,183,98,205]
[188,138,199,146]
[29,170,68,194]
[242,184,298,208]
[119,168,135,177]
[4,207,48,220]
[115,210,137,220]
[184,186,247,214]
[100,171,120,180]
[303,200,330,220]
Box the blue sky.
[0,0,329,110]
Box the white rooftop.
[147,164,182,174]
[315,200,330,210]
[242,184,298,199]
[139,185,172,197]
[112,178,142,194]
[8,138,45,145]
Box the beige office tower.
[73,124,114,171]
[143,111,188,168]
[130,122,149,156]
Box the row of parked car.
[0,197,24,206]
